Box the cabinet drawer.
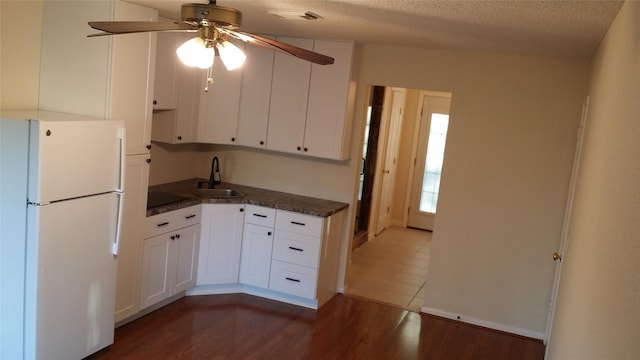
[275,210,323,237]
[272,230,321,268]
[145,205,201,238]
[269,260,317,299]
[244,205,276,227]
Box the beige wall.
[546,1,640,358]
[0,1,43,110]
[352,45,588,338]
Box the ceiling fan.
[88,0,335,73]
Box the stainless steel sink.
[195,188,244,198]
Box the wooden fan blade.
[88,21,196,35]
[234,31,334,65]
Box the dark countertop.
[147,178,349,218]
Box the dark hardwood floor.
[89,294,544,360]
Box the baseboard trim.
[420,306,546,341]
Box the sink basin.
[195,188,244,198]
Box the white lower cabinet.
[239,206,276,288]
[197,204,245,285]
[140,206,201,310]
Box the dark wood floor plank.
[88,294,544,360]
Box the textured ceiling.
[127,0,624,59]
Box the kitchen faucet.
[209,156,221,189]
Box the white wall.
[0,1,43,110]
[546,1,640,358]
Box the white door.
[544,97,589,349]
[375,88,405,234]
[139,233,171,310]
[407,94,451,231]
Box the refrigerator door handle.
[112,191,124,256]
[116,127,126,192]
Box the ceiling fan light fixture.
[217,40,246,71]
[176,36,215,69]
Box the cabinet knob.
[231,137,236,142]
[146,158,151,164]
[303,147,308,152]
[239,208,244,212]
[153,100,157,105]
[170,235,176,240]
[177,136,182,141]
[267,231,272,236]
[146,144,152,150]
[175,234,181,239]
[260,141,264,145]
[297,146,302,151]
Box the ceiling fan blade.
[234,31,335,65]
[88,21,196,35]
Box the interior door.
[544,97,589,349]
[375,88,405,235]
[407,94,451,231]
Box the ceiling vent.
[268,10,323,21]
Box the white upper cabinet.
[151,33,201,144]
[109,1,157,155]
[236,38,275,149]
[266,38,355,160]
[266,37,313,155]
[197,46,243,145]
[304,40,355,160]
[152,29,178,110]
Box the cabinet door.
[304,40,355,160]
[114,154,150,322]
[197,204,245,285]
[239,223,274,288]
[140,233,171,310]
[172,224,200,293]
[266,37,313,155]
[110,1,157,155]
[197,52,243,144]
[153,30,178,110]
[236,37,275,149]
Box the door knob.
[553,252,563,261]
[383,170,390,174]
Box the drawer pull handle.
[288,246,304,252]
[185,214,196,219]
[285,277,301,283]
[157,222,169,227]
[253,213,267,218]
[291,221,306,226]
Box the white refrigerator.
[1,110,125,360]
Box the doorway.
[353,86,385,249]
[407,93,451,231]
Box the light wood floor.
[89,293,544,359]
[346,226,432,312]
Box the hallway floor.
[346,226,432,312]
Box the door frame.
[372,87,406,235]
[544,96,589,348]
[402,90,453,227]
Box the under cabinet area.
[197,204,245,285]
[239,205,276,288]
[140,205,201,310]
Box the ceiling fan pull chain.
[204,66,214,92]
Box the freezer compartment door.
[25,193,118,359]
[28,119,124,204]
